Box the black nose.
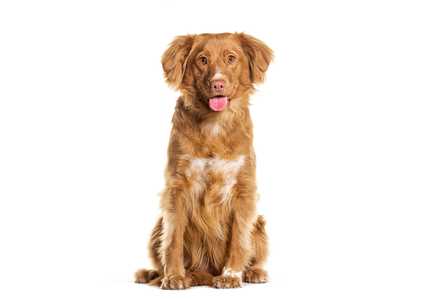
[211,80,225,94]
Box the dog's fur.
[135,33,273,289]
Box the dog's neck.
[171,95,253,158]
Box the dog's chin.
[208,96,229,112]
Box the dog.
[135,32,273,289]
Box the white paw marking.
[222,267,242,279]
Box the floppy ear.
[161,35,195,89]
[238,33,273,84]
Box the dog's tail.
[188,271,214,286]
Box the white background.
[1,0,424,299]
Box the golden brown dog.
[135,32,273,289]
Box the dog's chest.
[185,155,245,204]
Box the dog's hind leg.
[134,217,164,285]
[243,215,268,284]
[135,269,160,284]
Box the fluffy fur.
[135,33,273,289]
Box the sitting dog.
[135,32,273,289]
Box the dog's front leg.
[159,187,191,290]
[213,204,256,289]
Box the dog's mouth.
[208,96,229,112]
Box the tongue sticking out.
[208,96,228,111]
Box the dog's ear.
[161,35,195,89]
[238,33,273,84]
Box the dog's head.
[161,33,273,113]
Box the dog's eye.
[200,56,208,65]
[227,55,236,64]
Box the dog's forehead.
[196,35,242,55]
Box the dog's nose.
[211,80,225,94]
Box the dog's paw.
[161,274,191,290]
[134,269,159,284]
[243,268,268,283]
[212,275,242,289]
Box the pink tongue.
[208,96,228,111]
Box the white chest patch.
[186,155,245,203]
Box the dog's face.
[162,33,272,113]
